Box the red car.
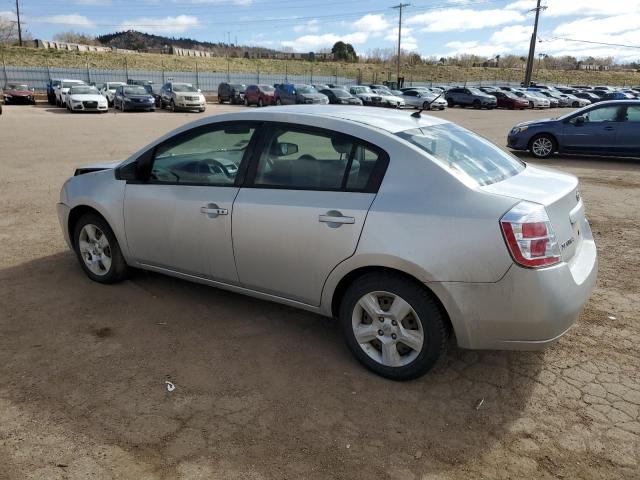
[244,84,276,107]
[490,90,528,110]
[2,82,36,105]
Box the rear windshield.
[397,124,525,186]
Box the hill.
[2,46,640,87]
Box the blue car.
[507,100,640,158]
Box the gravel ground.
[0,103,638,479]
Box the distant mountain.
[96,30,279,57]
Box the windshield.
[7,84,29,90]
[107,82,125,90]
[62,81,83,88]
[353,86,372,94]
[397,124,525,186]
[173,84,198,92]
[70,86,99,95]
[259,85,274,92]
[467,88,484,95]
[124,86,148,95]
[295,85,317,94]
[332,89,349,97]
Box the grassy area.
[2,46,640,86]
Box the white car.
[64,85,108,113]
[398,90,447,110]
[99,82,126,106]
[372,89,405,108]
[511,90,550,109]
[560,94,591,108]
[55,79,86,107]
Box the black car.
[218,82,246,104]
[113,85,156,112]
[319,88,362,105]
[574,91,603,103]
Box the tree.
[0,17,16,45]
[53,31,101,46]
[331,41,357,62]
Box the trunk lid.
[482,165,583,262]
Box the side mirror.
[274,142,299,157]
[197,88,202,93]
[571,115,586,125]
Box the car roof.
[214,105,449,133]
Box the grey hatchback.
[58,106,597,380]
[445,87,497,109]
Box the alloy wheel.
[531,137,554,157]
[352,291,424,368]
[78,224,112,276]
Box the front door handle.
[319,210,355,227]
[603,126,614,131]
[200,203,228,218]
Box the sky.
[1,0,640,62]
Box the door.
[562,104,625,153]
[123,122,258,282]
[232,124,388,305]
[615,105,640,156]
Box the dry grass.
[2,46,640,86]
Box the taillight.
[500,201,561,268]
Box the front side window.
[397,124,525,186]
[150,124,256,185]
[584,106,625,123]
[626,106,640,122]
[252,126,385,191]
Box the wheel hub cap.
[78,224,112,276]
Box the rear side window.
[397,124,524,186]
[251,126,386,192]
[626,106,640,122]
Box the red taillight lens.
[500,202,561,268]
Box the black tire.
[218,95,223,104]
[276,98,282,106]
[529,133,557,159]
[529,101,534,109]
[199,107,205,113]
[73,213,128,284]
[169,99,176,112]
[473,99,481,109]
[447,98,454,107]
[422,101,430,110]
[244,97,249,106]
[339,272,448,381]
[572,101,579,108]
[258,98,264,108]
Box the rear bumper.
[429,231,597,350]
[57,203,72,249]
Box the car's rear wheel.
[529,134,557,159]
[258,98,264,107]
[447,98,454,107]
[473,99,481,109]
[276,98,282,106]
[422,101,431,110]
[169,99,176,112]
[340,272,448,380]
[73,213,128,284]
[572,101,580,108]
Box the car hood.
[4,89,32,96]
[514,118,557,128]
[69,94,105,101]
[124,94,154,100]
[175,92,202,97]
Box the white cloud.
[506,0,640,16]
[407,8,525,32]
[553,14,640,37]
[43,14,96,28]
[293,19,320,33]
[384,26,418,51]
[353,14,391,34]
[281,32,367,51]
[489,24,531,45]
[118,15,200,34]
[0,10,17,21]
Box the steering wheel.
[151,166,179,182]
[203,158,234,178]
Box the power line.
[545,37,640,50]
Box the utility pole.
[15,0,22,46]
[523,0,546,87]
[392,3,410,87]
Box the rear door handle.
[319,210,355,227]
[200,203,228,218]
[604,126,615,131]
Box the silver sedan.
[57,106,597,380]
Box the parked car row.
[43,78,206,113]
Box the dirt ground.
[0,103,638,480]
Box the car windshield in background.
[229,84,246,92]
[62,82,83,88]
[332,89,349,97]
[107,83,125,90]
[259,85,275,92]
[467,88,484,95]
[70,87,98,95]
[8,84,29,90]
[353,86,372,94]
[296,85,317,94]
[173,84,198,92]
[124,86,148,95]
[397,124,525,186]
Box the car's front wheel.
[340,272,448,381]
[73,213,128,284]
[258,98,264,107]
[529,134,557,159]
